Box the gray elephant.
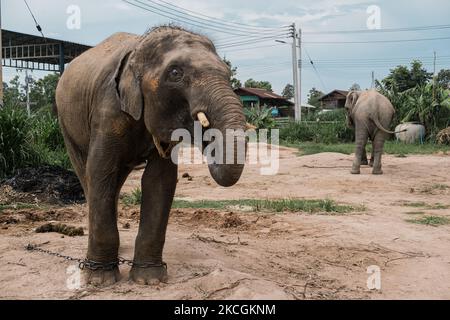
[55,26,246,286]
[345,90,399,175]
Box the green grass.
[402,202,449,210]
[122,188,359,214]
[121,188,142,206]
[406,216,450,227]
[120,189,357,214]
[283,141,450,157]
[420,184,449,194]
[172,198,357,214]
[0,203,42,213]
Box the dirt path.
[1,146,449,299]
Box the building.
[318,90,349,110]
[234,87,295,117]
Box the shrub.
[0,105,40,178]
[280,110,353,144]
[244,106,276,129]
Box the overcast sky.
[3,0,450,102]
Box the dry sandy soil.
[1,146,449,300]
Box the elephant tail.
[372,116,407,135]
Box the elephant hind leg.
[361,148,369,166]
[372,133,386,175]
[352,127,369,174]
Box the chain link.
[25,244,166,271]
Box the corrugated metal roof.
[235,87,288,100]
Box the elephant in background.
[56,26,246,286]
[345,90,400,175]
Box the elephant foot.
[130,265,168,285]
[372,169,383,175]
[83,267,121,287]
[369,162,374,168]
[361,160,369,166]
[351,166,361,174]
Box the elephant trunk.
[193,79,246,187]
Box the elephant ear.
[113,50,143,121]
[345,91,360,112]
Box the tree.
[222,57,241,90]
[3,76,23,108]
[281,84,294,100]
[29,73,60,108]
[349,83,361,91]
[244,78,273,92]
[307,87,324,107]
[382,60,432,92]
[437,69,450,88]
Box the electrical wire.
[304,24,450,35]
[146,0,288,33]
[303,46,327,92]
[23,0,45,38]
[304,36,450,45]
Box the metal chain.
[25,244,166,271]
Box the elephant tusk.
[152,136,175,159]
[246,123,257,130]
[197,112,210,128]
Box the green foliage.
[382,60,433,92]
[244,106,276,129]
[0,104,70,179]
[244,78,273,92]
[437,69,450,88]
[280,110,353,145]
[222,57,241,90]
[0,105,41,178]
[377,81,450,139]
[122,187,143,206]
[307,87,324,107]
[281,84,294,100]
[29,73,60,109]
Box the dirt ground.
[1,146,449,300]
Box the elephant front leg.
[372,134,386,175]
[352,128,369,174]
[130,154,178,285]
[83,142,131,287]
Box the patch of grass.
[420,184,449,194]
[173,198,357,214]
[0,203,41,213]
[401,202,449,210]
[406,216,450,227]
[121,187,142,206]
[404,211,426,215]
[282,141,450,157]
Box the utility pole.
[290,23,301,121]
[0,0,4,108]
[433,51,437,102]
[297,28,302,122]
[25,70,31,116]
[371,71,375,89]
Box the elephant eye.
[168,67,183,82]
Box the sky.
[2,0,450,102]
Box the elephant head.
[344,91,360,128]
[114,26,246,187]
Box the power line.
[147,0,288,32]
[123,0,287,37]
[304,24,450,35]
[303,46,327,92]
[23,0,45,38]
[304,36,450,45]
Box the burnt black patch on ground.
[1,166,85,204]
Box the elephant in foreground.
[56,26,246,286]
[345,90,400,175]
